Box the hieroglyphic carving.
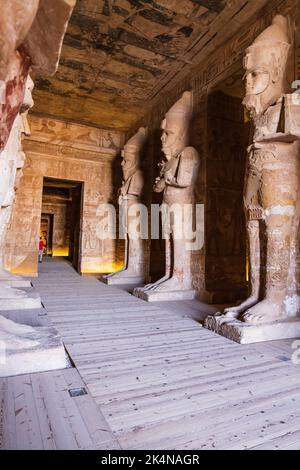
[6,123,122,277]
[27,115,125,154]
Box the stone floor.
[1,257,300,450]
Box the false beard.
[243,94,265,120]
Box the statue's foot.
[104,269,125,279]
[0,315,35,335]
[241,299,284,325]
[0,285,28,299]
[0,268,14,280]
[223,295,260,319]
[7,335,40,351]
[142,282,162,292]
[114,269,142,279]
[142,276,169,292]
[148,277,184,292]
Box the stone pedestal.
[205,314,300,344]
[0,320,70,378]
[133,287,196,302]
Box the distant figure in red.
[38,238,44,263]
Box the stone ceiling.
[31,0,247,131]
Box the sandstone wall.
[138,0,300,302]
[5,115,125,276]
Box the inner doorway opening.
[40,177,83,272]
[205,69,251,303]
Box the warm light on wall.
[81,261,125,274]
[246,255,249,282]
[52,248,69,257]
[9,266,38,276]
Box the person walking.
[38,238,44,263]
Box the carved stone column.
[0,1,76,377]
[103,127,148,288]
[134,91,200,302]
[205,15,300,343]
[0,76,42,310]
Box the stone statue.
[135,91,200,301]
[0,1,39,82]
[0,2,75,376]
[103,127,148,286]
[206,16,300,342]
[0,0,76,152]
[0,75,41,309]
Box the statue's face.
[244,68,270,96]
[161,128,176,160]
[21,75,34,113]
[161,118,187,159]
[121,148,138,179]
[243,45,287,118]
[21,112,31,137]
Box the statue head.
[12,76,34,196]
[121,127,148,180]
[21,75,34,114]
[243,15,291,119]
[161,91,193,159]
[0,0,40,81]
[20,75,34,139]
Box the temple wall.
[4,0,300,299]
[5,115,125,276]
[138,0,300,302]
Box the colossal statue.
[103,127,148,286]
[0,1,76,376]
[0,76,41,309]
[206,16,300,343]
[135,91,200,301]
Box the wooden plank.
[61,369,121,449]
[0,378,17,450]
[12,375,39,450]
[3,257,293,450]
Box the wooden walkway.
[2,257,300,450]
[0,368,120,450]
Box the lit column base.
[205,315,300,344]
[133,287,196,302]
[101,272,145,287]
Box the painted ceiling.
[31,0,244,130]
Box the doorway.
[40,177,83,273]
[40,213,54,256]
